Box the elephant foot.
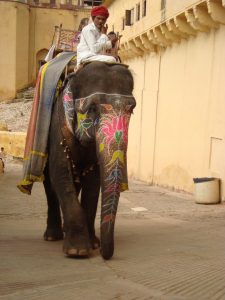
[63,234,91,258]
[64,248,89,258]
[100,222,114,260]
[44,227,64,241]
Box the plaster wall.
[126,26,225,198]
[0,1,90,100]
[161,0,203,18]
[0,131,26,158]
[16,4,30,91]
[29,7,89,81]
[106,0,200,42]
[0,2,17,100]
[106,0,225,198]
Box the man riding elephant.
[18,7,136,260]
[77,6,118,67]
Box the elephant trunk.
[96,105,131,259]
[74,92,136,259]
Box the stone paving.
[0,162,225,300]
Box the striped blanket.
[17,52,76,195]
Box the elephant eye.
[100,104,113,113]
[88,103,100,117]
[88,103,96,113]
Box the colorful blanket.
[17,52,76,195]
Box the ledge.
[119,0,225,60]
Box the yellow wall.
[0,1,90,101]
[1,0,225,200]
[0,131,26,158]
[0,2,17,100]
[29,7,83,80]
[29,6,90,86]
[16,3,30,91]
[106,0,225,199]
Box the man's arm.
[82,27,112,54]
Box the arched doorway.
[36,48,48,73]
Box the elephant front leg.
[100,190,120,260]
[62,198,91,257]
[57,182,91,257]
[50,166,91,257]
[80,166,101,250]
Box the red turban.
[91,6,109,19]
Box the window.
[136,3,140,21]
[83,0,103,6]
[142,0,147,17]
[125,8,134,26]
[161,0,166,10]
[125,10,131,26]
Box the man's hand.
[109,35,118,48]
[101,24,108,34]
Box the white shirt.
[77,22,112,65]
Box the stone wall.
[0,131,26,158]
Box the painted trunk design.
[96,102,132,228]
[75,93,136,240]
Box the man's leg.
[83,54,117,64]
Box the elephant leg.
[50,165,91,257]
[80,166,100,250]
[43,165,63,241]
[100,191,120,260]
[48,102,90,257]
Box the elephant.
[43,61,136,260]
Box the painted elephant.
[43,61,136,259]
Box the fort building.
[1,0,225,199]
[105,0,225,198]
[0,0,102,101]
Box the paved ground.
[0,161,225,300]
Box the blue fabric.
[18,52,76,194]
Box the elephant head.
[63,62,135,259]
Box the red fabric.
[24,68,42,158]
[91,6,109,19]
